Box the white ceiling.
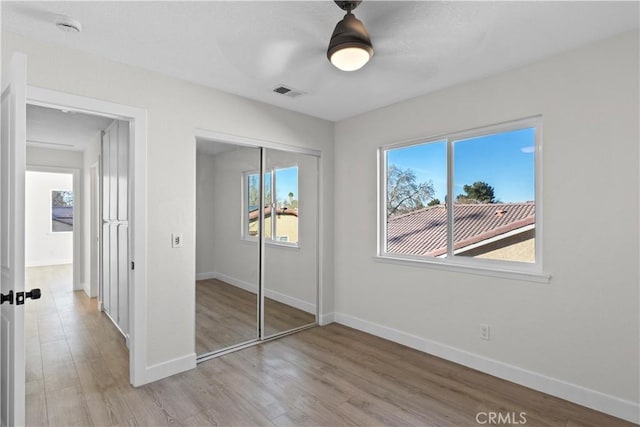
[4,1,639,122]
[27,104,113,152]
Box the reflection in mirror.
[263,149,318,337]
[195,141,259,355]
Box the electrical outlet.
[171,233,183,248]
[480,323,490,341]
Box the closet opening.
[195,133,320,361]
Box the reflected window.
[245,166,299,245]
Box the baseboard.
[143,353,196,385]
[333,312,640,424]
[213,272,315,314]
[319,312,335,326]
[195,271,217,281]
[265,289,315,314]
[26,260,73,267]
[214,272,254,293]
[81,282,91,298]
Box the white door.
[100,120,129,336]
[1,53,27,427]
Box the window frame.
[378,116,549,282]
[242,163,300,248]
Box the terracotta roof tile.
[387,202,535,256]
[249,206,298,221]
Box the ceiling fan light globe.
[330,46,371,71]
[327,11,374,71]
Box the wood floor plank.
[43,360,81,393]
[45,384,92,427]
[85,387,137,427]
[181,386,276,427]
[25,379,48,427]
[116,384,182,426]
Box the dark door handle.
[15,288,41,305]
[1,290,13,305]
[27,289,41,300]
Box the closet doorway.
[195,132,319,360]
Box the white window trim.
[378,115,549,283]
[242,165,300,248]
[50,188,74,234]
[242,170,260,242]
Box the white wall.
[26,146,83,170]
[195,150,218,277]
[82,131,102,297]
[333,31,639,421]
[209,147,260,289]
[2,31,335,374]
[25,171,73,266]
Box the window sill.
[241,238,300,250]
[373,255,551,284]
[266,241,300,250]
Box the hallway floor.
[25,265,129,425]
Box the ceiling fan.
[327,1,374,72]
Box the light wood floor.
[25,264,130,426]
[26,265,634,426]
[196,278,315,355]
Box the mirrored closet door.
[195,142,260,355]
[262,148,318,337]
[195,137,319,361]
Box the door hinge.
[131,261,135,270]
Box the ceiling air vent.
[272,85,305,98]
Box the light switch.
[171,233,183,248]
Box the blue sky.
[387,128,535,203]
[249,166,298,206]
[274,166,298,204]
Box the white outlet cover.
[480,323,490,340]
[171,233,183,248]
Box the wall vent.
[273,85,305,98]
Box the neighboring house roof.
[387,202,535,257]
[248,206,298,221]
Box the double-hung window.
[379,116,546,279]
[244,165,299,246]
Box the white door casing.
[25,85,148,386]
[0,53,27,427]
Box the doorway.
[23,104,133,424]
[25,170,75,276]
[194,131,321,361]
[25,86,148,388]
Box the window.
[244,165,299,245]
[380,117,542,274]
[51,190,73,232]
